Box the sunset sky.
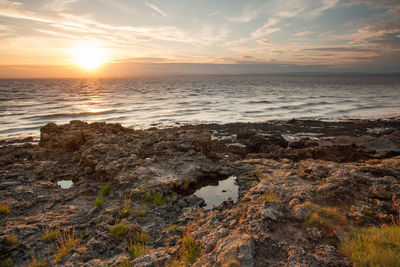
[0,0,399,77]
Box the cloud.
[44,0,78,12]
[355,0,400,15]
[251,18,280,37]
[145,1,167,17]
[354,19,400,49]
[294,31,314,37]
[257,39,273,45]
[303,47,375,52]
[0,2,194,45]
[226,10,259,23]
[252,27,281,38]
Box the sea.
[1,74,399,139]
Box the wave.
[24,109,116,121]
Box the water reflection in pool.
[194,176,238,209]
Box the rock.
[306,228,321,241]
[288,198,300,209]
[262,207,279,221]
[194,233,254,267]
[185,195,206,207]
[131,248,170,267]
[291,204,311,221]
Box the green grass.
[1,257,13,267]
[94,197,104,207]
[128,231,150,259]
[110,223,129,239]
[166,224,178,233]
[303,201,343,233]
[119,207,131,218]
[166,260,186,267]
[340,225,400,266]
[42,229,60,243]
[118,258,130,267]
[119,198,131,218]
[145,192,169,206]
[0,257,14,267]
[132,231,151,244]
[181,230,201,264]
[135,206,147,217]
[263,191,281,203]
[128,242,149,259]
[4,234,18,246]
[54,230,80,264]
[100,183,110,196]
[27,258,47,267]
[0,203,10,214]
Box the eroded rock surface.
[0,119,399,266]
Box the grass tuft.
[128,242,149,259]
[100,183,110,196]
[54,229,80,264]
[42,228,60,243]
[128,231,150,259]
[0,203,10,215]
[181,227,201,264]
[4,234,18,246]
[263,191,281,203]
[135,206,147,217]
[303,201,343,233]
[166,259,186,267]
[94,197,104,208]
[1,257,13,267]
[145,192,169,206]
[166,224,179,233]
[340,225,400,266]
[27,257,47,267]
[119,198,131,218]
[118,258,130,267]
[110,223,129,239]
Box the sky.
[0,0,399,77]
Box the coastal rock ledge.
[1,119,399,266]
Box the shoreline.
[1,113,400,143]
[1,119,399,266]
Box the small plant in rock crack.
[117,258,130,267]
[181,226,201,264]
[128,231,150,259]
[1,257,14,267]
[303,201,343,234]
[119,198,131,218]
[145,192,170,206]
[94,197,104,208]
[263,191,281,203]
[100,183,110,196]
[0,203,10,214]
[42,228,60,243]
[54,229,80,264]
[27,257,47,267]
[135,205,147,217]
[110,223,129,239]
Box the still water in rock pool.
[57,180,73,189]
[194,176,238,209]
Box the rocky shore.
[1,119,399,266]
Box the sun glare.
[73,46,107,70]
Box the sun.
[73,46,107,70]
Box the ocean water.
[0,75,399,139]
